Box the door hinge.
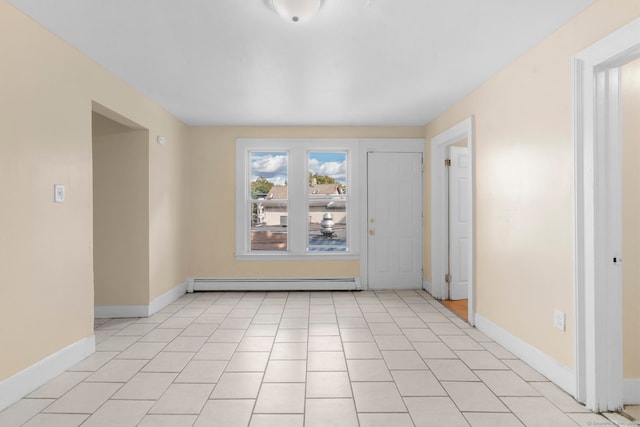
[444,159,451,167]
[445,273,451,284]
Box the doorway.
[431,117,475,325]
[367,152,423,290]
[440,144,471,321]
[574,17,640,412]
[447,145,471,301]
[92,107,149,317]
[620,55,640,421]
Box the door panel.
[449,146,471,300]
[368,152,423,289]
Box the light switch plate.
[54,184,65,203]
[553,309,566,332]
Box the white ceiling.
[10,0,593,126]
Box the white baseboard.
[624,379,640,404]
[190,277,361,292]
[475,313,576,396]
[0,335,95,412]
[423,279,432,294]
[95,281,187,318]
[94,304,149,318]
[148,281,188,315]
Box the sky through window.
[250,152,346,185]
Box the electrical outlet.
[554,309,566,332]
[54,184,65,203]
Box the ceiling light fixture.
[271,0,323,23]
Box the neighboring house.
[258,183,347,226]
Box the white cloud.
[317,160,345,177]
[251,153,289,185]
[251,153,288,175]
[308,158,320,172]
[310,160,346,183]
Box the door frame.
[573,16,640,411]
[430,117,475,325]
[358,139,425,290]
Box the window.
[307,152,347,252]
[250,152,288,251]
[236,139,359,259]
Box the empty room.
[1,0,639,425]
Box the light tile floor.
[0,290,619,426]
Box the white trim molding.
[0,336,95,412]
[235,138,360,260]
[422,279,432,294]
[95,281,188,318]
[94,304,148,318]
[430,116,475,325]
[149,281,188,314]
[475,314,575,395]
[624,379,640,405]
[573,16,640,412]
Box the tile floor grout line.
[335,291,361,427]
[232,291,265,427]
[425,296,512,421]
[388,290,416,416]
[401,290,456,427]
[141,295,199,424]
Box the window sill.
[235,253,359,261]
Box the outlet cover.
[553,309,566,332]
[54,184,65,203]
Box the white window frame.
[236,138,360,260]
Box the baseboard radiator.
[188,277,361,292]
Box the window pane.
[250,152,288,200]
[250,152,288,251]
[251,201,287,251]
[308,203,346,252]
[307,152,347,252]
[308,152,347,189]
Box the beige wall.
[92,113,149,305]
[424,0,640,368]
[0,2,189,381]
[452,138,468,148]
[187,126,424,278]
[622,57,640,379]
[148,118,189,303]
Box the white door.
[367,152,423,289]
[448,146,471,300]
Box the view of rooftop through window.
[308,152,347,252]
[250,152,288,251]
[249,151,348,252]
